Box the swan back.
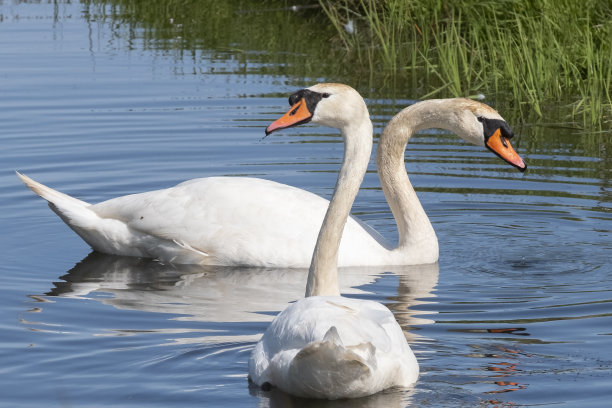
[248,296,418,399]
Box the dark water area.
[1,2,610,407]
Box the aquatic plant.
[87,0,611,132]
[319,0,612,129]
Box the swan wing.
[19,173,389,266]
[17,172,159,258]
[90,177,332,265]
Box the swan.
[248,85,413,399]
[17,83,525,266]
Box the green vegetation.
[85,0,343,83]
[88,0,611,131]
[319,0,612,128]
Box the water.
[1,2,611,407]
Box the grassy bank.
[319,0,612,128]
[88,0,611,130]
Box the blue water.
[1,2,611,407]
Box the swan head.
[265,83,369,135]
[450,99,526,172]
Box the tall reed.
[319,0,612,128]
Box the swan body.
[17,173,388,266]
[19,84,525,267]
[248,84,525,399]
[249,296,418,399]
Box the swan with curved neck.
[376,97,525,264]
[266,83,524,276]
[249,85,525,399]
[17,84,525,267]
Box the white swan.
[17,83,525,266]
[248,85,412,399]
[249,87,525,399]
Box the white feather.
[249,296,418,399]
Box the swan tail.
[17,172,90,208]
[16,172,209,260]
[16,171,103,232]
[287,327,376,399]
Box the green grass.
[89,0,611,132]
[86,0,343,82]
[319,0,612,129]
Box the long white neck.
[377,99,470,262]
[305,118,373,297]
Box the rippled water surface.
[1,2,611,407]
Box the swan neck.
[306,119,373,297]
[376,102,442,259]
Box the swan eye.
[322,93,331,98]
[479,116,515,145]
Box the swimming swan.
[249,85,417,400]
[17,84,525,266]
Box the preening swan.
[17,83,525,266]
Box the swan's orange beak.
[485,129,527,172]
[265,98,313,135]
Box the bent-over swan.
[18,83,525,266]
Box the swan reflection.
[249,382,415,408]
[44,252,438,343]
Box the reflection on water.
[468,343,531,399]
[44,252,439,345]
[31,252,437,406]
[249,382,414,408]
[83,0,347,89]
